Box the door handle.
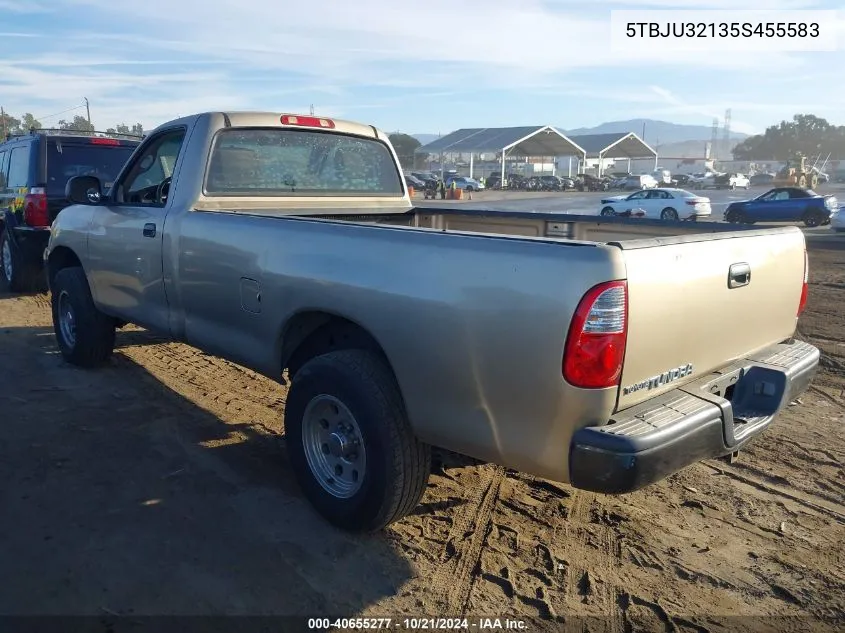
[143,223,156,238]
[728,262,751,288]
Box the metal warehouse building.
[416,127,657,178]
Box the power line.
[34,103,86,122]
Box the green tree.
[0,112,22,136]
[20,113,42,131]
[107,122,144,136]
[389,133,426,169]
[57,115,95,132]
[733,114,845,160]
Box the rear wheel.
[51,267,116,367]
[286,349,431,532]
[0,228,42,293]
[661,208,679,220]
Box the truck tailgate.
[614,227,806,411]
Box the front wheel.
[725,209,743,224]
[51,267,116,367]
[601,207,615,216]
[803,210,825,228]
[286,349,431,532]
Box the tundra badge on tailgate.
[622,364,694,395]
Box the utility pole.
[309,104,314,115]
[0,105,6,138]
[84,97,91,126]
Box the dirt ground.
[0,237,843,632]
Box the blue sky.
[2,0,843,136]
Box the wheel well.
[46,246,83,289]
[280,312,392,381]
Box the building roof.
[417,126,586,157]
[563,132,656,158]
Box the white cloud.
[1,0,843,132]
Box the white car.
[831,205,845,232]
[727,173,751,189]
[599,188,712,221]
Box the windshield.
[205,128,403,196]
[46,141,137,195]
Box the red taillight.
[23,188,49,227]
[280,114,335,129]
[686,199,700,205]
[91,137,121,145]
[563,280,628,389]
[798,249,808,316]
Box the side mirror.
[66,175,104,205]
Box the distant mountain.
[412,134,439,145]
[562,119,748,146]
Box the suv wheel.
[0,228,40,293]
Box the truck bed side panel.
[169,212,626,482]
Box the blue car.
[724,187,838,227]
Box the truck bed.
[311,206,775,244]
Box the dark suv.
[0,129,141,292]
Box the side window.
[115,129,186,206]
[628,191,647,200]
[0,151,7,189]
[7,145,31,189]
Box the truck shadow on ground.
[0,324,417,617]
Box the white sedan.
[599,188,712,220]
[831,205,845,232]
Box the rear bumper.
[569,339,819,494]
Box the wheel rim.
[302,394,366,499]
[806,215,819,227]
[1,238,12,281]
[57,290,77,348]
[662,209,678,220]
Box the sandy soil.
[0,239,843,632]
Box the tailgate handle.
[728,262,751,288]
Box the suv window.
[116,129,186,206]
[45,140,137,196]
[7,145,31,189]
[205,128,403,196]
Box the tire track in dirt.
[429,464,505,614]
[562,490,624,631]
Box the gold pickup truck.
[44,112,819,532]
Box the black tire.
[601,207,615,216]
[51,267,116,367]
[661,207,679,220]
[803,209,825,228]
[725,209,743,224]
[286,349,431,532]
[0,228,43,293]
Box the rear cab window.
[204,128,404,197]
[45,138,137,195]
